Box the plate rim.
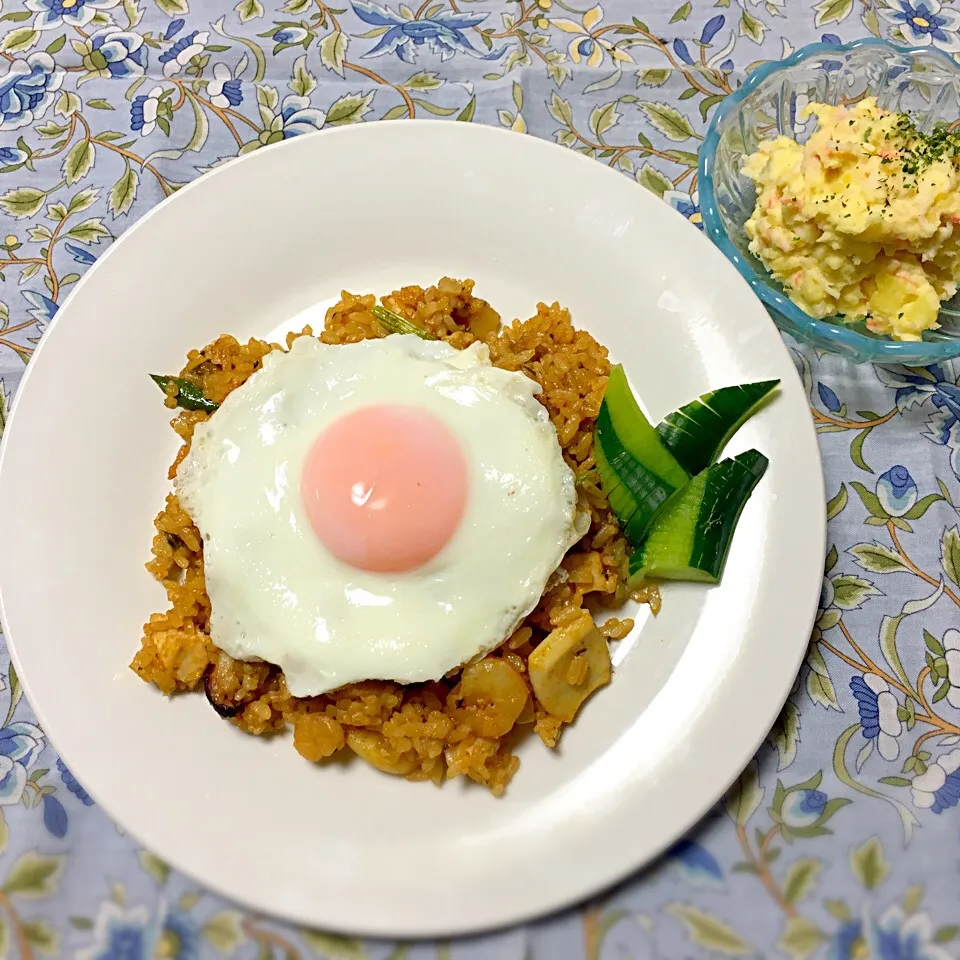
[0,119,826,938]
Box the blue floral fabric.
[1,0,960,958]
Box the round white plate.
[0,121,824,937]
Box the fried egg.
[175,334,582,697]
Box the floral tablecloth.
[1,0,960,956]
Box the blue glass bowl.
[699,38,960,366]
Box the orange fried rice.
[131,278,659,795]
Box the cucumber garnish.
[594,366,775,587]
[604,365,688,489]
[627,450,769,585]
[595,366,690,542]
[655,380,780,476]
[595,409,678,543]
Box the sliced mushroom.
[345,729,419,776]
[203,653,246,718]
[528,609,611,723]
[447,657,529,738]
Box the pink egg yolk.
[301,405,468,573]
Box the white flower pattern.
[879,0,960,54]
[159,30,210,78]
[944,629,960,709]
[850,674,903,761]
[129,84,164,136]
[911,748,960,813]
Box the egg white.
[175,334,580,697]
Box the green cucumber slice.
[595,408,689,544]
[595,409,676,542]
[628,449,768,585]
[593,364,691,542]
[655,380,779,476]
[604,365,689,489]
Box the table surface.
[1,0,960,957]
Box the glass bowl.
[699,38,960,366]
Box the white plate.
[0,121,824,937]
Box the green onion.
[574,468,599,487]
[371,303,436,340]
[150,374,219,413]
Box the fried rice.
[131,277,659,795]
